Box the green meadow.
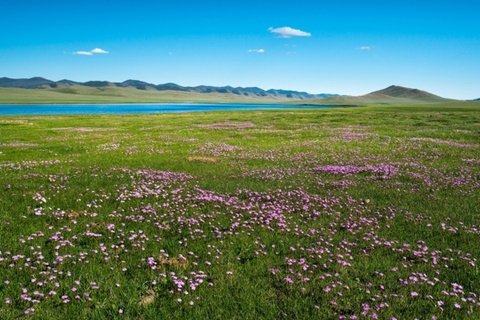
[0,87,289,104]
[0,103,479,319]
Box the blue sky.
[1,0,479,99]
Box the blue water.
[0,103,334,116]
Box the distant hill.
[366,85,445,101]
[304,85,449,105]
[0,77,337,101]
[0,77,54,88]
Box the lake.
[0,103,335,116]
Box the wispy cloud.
[358,46,373,51]
[248,48,266,54]
[269,26,311,38]
[73,48,109,56]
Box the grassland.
[0,87,292,104]
[298,93,452,106]
[0,103,479,319]
[0,84,459,106]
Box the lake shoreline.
[0,103,338,116]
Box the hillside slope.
[367,85,445,101]
[302,85,449,105]
[0,79,459,105]
[0,86,302,104]
[0,77,337,103]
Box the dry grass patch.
[198,121,255,130]
[52,127,119,132]
[0,142,39,147]
[187,156,218,163]
[157,256,189,269]
[139,289,156,307]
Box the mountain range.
[0,77,466,105]
[0,77,336,100]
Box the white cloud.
[248,48,266,54]
[91,48,109,54]
[358,46,373,51]
[73,51,94,56]
[73,48,109,56]
[269,26,311,38]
